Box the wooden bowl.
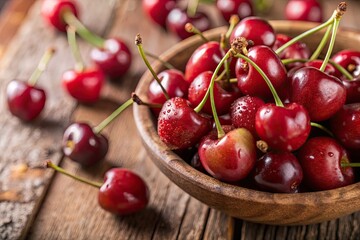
[133,21,360,226]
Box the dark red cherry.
[188,71,241,115]
[185,41,224,83]
[216,0,253,22]
[198,127,256,182]
[157,97,212,150]
[255,103,311,152]
[342,78,360,104]
[230,95,265,137]
[6,80,46,121]
[272,34,310,64]
[330,103,360,150]
[304,59,337,76]
[331,49,360,79]
[166,8,211,40]
[41,0,78,32]
[285,0,322,23]
[230,17,275,47]
[290,67,346,121]
[98,168,150,215]
[142,0,177,27]
[253,152,303,193]
[62,122,109,166]
[90,38,131,79]
[298,137,354,191]
[62,67,105,103]
[235,45,287,99]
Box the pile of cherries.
[147,2,360,194]
[142,0,323,39]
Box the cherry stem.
[185,23,209,42]
[187,0,199,17]
[281,58,307,65]
[194,49,232,115]
[28,48,56,86]
[93,98,134,134]
[144,51,175,69]
[63,11,105,48]
[234,53,284,107]
[67,26,85,72]
[135,34,170,100]
[45,160,102,188]
[341,162,360,167]
[131,93,162,108]
[310,25,332,61]
[329,60,353,80]
[310,122,334,137]
[225,15,239,41]
[275,11,336,55]
[320,17,341,72]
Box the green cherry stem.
[329,60,353,80]
[225,15,240,41]
[93,98,134,134]
[135,34,170,100]
[187,0,200,17]
[28,47,56,86]
[185,23,209,42]
[67,26,85,72]
[144,51,175,69]
[46,160,102,188]
[310,25,332,61]
[341,162,360,167]
[310,122,334,137]
[63,11,105,48]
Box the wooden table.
[1,0,360,239]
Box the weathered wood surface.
[0,0,359,239]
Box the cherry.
[297,137,355,191]
[90,38,132,79]
[253,152,303,193]
[46,161,149,215]
[157,97,212,150]
[272,34,310,65]
[166,8,211,40]
[304,59,337,76]
[6,48,55,121]
[342,78,360,104]
[330,103,360,150]
[285,0,322,23]
[188,71,241,115]
[235,45,287,100]
[62,27,104,103]
[185,41,224,83]
[255,103,311,152]
[216,0,253,22]
[198,126,256,182]
[230,95,265,137]
[331,49,360,79]
[62,122,109,166]
[230,17,275,47]
[290,67,346,121]
[142,0,177,28]
[41,0,78,32]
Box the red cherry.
[62,67,105,103]
[272,34,310,64]
[142,0,177,27]
[298,137,354,191]
[341,78,360,104]
[99,168,150,215]
[6,80,46,121]
[41,0,78,32]
[230,17,275,47]
[62,122,109,166]
[216,0,253,22]
[185,41,224,83]
[253,152,303,193]
[198,127,256,182]
[230,95,265,137]
[255,103,311,152]
[188,71,241,115]
[166,8,211,40]
[330,103,360,150]
[331,49,360,79]
[157,97,212,150]
[285,0,322,23]
[235,45,287,99]
[90,38,132,79]
[304,59,337,76]
[290,67,346,121]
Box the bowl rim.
[133,20,360,208]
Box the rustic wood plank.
[0,0,118,239]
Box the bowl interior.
[133,20,360,225]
